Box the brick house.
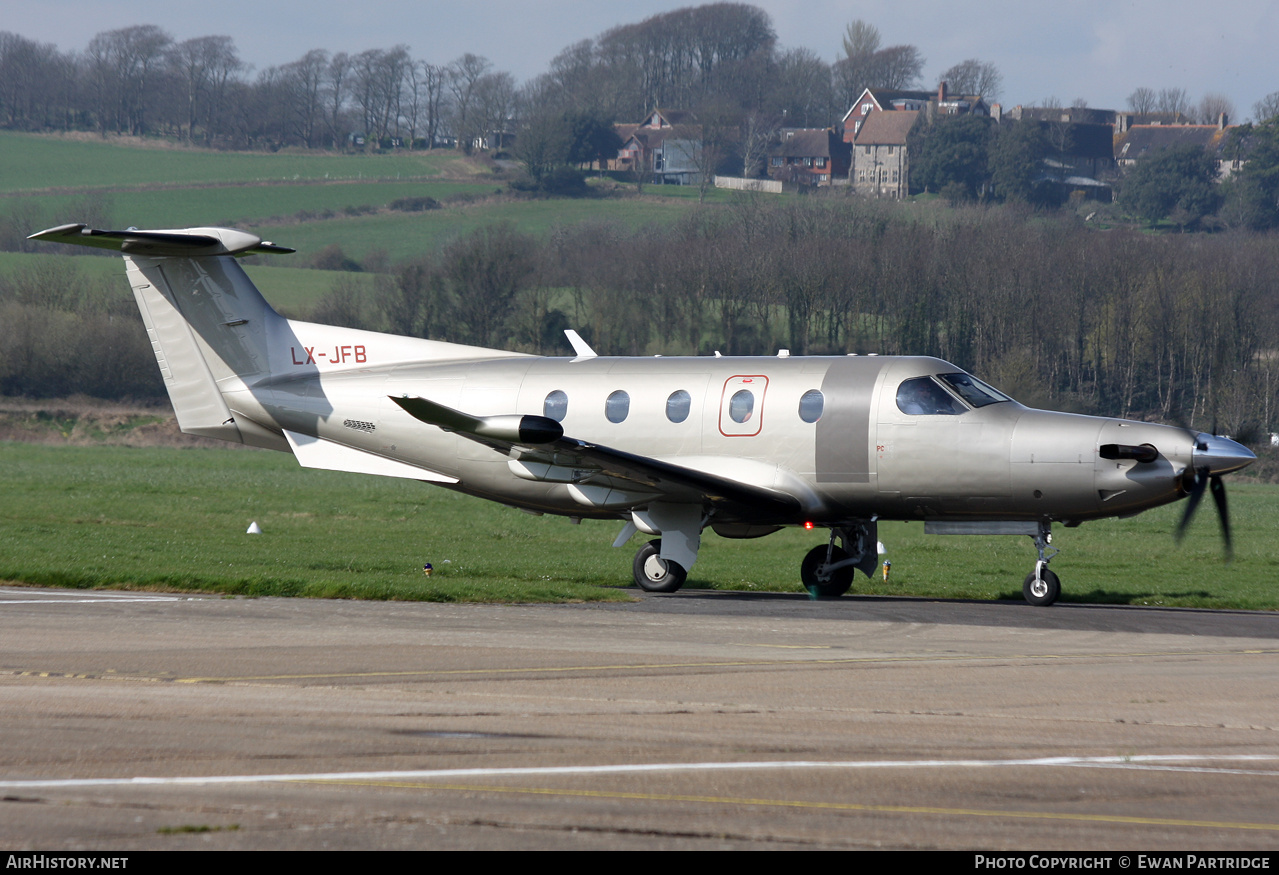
[767,128,851,186]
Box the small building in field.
[767,128,850,186]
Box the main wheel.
[633,539,687,593]
[1022,568,1061,607]
[800,544,855,598]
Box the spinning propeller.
[1172,430,1256,560]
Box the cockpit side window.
[936,373,1012,408]
[895,377,965,415]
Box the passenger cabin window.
[728,389,755,423]
[798,389,824,423]
[666,390,691,423]
[605,390,630,423]
[543,390,568,422]
[895,377,965,415]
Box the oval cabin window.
[543,390,568,422]
[605,390,630,423]
[798,389,824,423]
[666,390,691,423]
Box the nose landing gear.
[1022,522,1060,606]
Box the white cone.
[246,522,262,534]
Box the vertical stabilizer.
[27,224,295,449]
[126,254,281,445]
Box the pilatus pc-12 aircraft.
[32,223,1256,606]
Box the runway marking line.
[2,646,1269,685]
[3,756,1278,832]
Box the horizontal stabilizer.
[283,430,457,483]
[27,224,294,257]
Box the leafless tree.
[172,35,243,144]
[1127,87,1157,114]
[325,52,352,148]
[1197,92,1235,125]
[472,71,517,150]
[1253,90,1279,122]
[447,53,493,151]
[771,47,831,128]
[282,49,328,148]
[740,109,779,177]
[940,58,1002,101]
[85,25,173,135]
[1156,87,1191,118]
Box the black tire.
[800,544,855,598]
[1022,568,1061,606]
[633,539,687,593]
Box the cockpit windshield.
[936,372,1012,408]
[895,377,966,415]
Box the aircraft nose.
[1191,433,1256,475]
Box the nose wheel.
[1022,523,1060,606]
[1022,566,1060,606]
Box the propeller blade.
[1209,474,1233,561]
[1175,469,1207,544]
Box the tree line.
[0,9,1007,154]
[5,197,1276,439]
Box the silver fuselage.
[225,348,1197,527]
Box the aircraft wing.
[390,395,802,520]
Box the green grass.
[13,180,503,231]
[257,195,703,262]
[0,131,476,193]
[2,442,1276,609]
[0,251,373,314]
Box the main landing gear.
[800,522,879,599]
[632,539,688,593]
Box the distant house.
[767,128,851,186]
[1007,105,1119,127]
[851,110,918,199]
[1114,116,1245,178]
[612,109,704,185]
[841,83,990,143]
[841,87,933,141]
[841,83,990,196]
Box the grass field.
[0,131,477,193]
[2,442,1275,609]
[0,251,374,315]
[2,130,721,276]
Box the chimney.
[938,81,947,103]
[1219,112,1228,130]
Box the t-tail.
[28,224,513,452]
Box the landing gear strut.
[1022,522,1060,607]
[800,522,878,599]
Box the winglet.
[564,329,597,358]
